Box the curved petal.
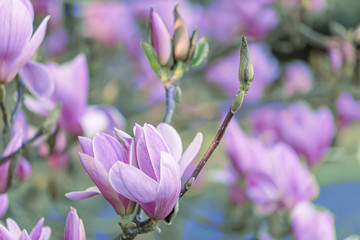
[93,132,128,172]
[7,218,21,238]
[24,95,55,116]
[18,230,31,240]
[65,207,81,240]
[178,132,203,175]
[29,218,44,240]
[154,152,181,219]
[40,226,51,240]
[15,157,32,180]
[2,131,23,158]
[109,161,158,204]
[20,61,54,97]
[0,225,12,240]
[7,15,50,82]
[65,186,101,200]
[78,136,94,157]
[157,123,182,162]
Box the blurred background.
[3,0,360,239]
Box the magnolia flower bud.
[173,5,190,61]
[238,36,254,93]
[150,9,172,66]
[15,157,32,180]
[65,207,86,240]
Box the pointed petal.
[78,136,94,157]
[7,16,50,82]
[154,152,181,219]
[15,157,32,180]
[114,128,132,149]
[65,207,80,240]
[7,218,21,238]
[29,218,44,240]
[19,61,54,97]
[24,95,55,116]
[178,133,203,175]
[66,186,101,200]
[18,230,31,240]
[39,226,51,240]
[157,123,182,162]
[0,225,12,240]
[2,131,23,158]
[109,162,158,204]
[0,193,8,218]
[93,132,128,172]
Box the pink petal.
[66,186,101,200]
[78,136,94,157]
[20,61,54,97]
[0,193,8,218]
[2,131,23,158]
[7,218,21,238]
[65,207,85,240]
[39,227,51,240]
[109,161,158,204]
[0,225,13,240]
[0,161,10,193]
[93,132,127,172]
[24,96,55,116]
[156,123,182,162]
[29,218,44,240]
[18,230,31,240]
[114,128,132,149]
[178,132,203,175]
[15,157,32,180]
[154,152,181,219]
[7,15,50,82]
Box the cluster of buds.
[142,4,209,88]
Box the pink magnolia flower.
[292,202,335,240]
[206,43,278,103]
[65,207,86,240]
[108,123,202,219]
[0,0,53,97]
[246,143,318,215]
[0,193,8,218]
[278,103,334,165]
[336,92,360,127]
[0,218,51,240]
[284,60,313,96]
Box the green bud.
[187,28,198,61]
[173,5,190,61]
[174,86,182,103]
[230,91,245,114]
[238,35,254,93]
[190,37,209,69]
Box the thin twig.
[180,109,234,197]
[11,79,24,123]
[163,84,177,124]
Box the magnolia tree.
[1,0,360,239]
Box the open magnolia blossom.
[66,123,203,219]
[0,218,51,240]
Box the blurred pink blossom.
[336,92,360,127]
[284,60,313,96]
[0,193,8,218]
[328,39,355,70]
[292,202,335,240]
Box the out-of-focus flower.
[278,103,334,165]
[0,217,51,239]
[229,184,247,205]
[65,207,86,240]
[108,123,203,219]
[327,39,355,70]
[15,157,32,180]
[283,60,313,96]
[200,0,277,42]
[291,202,335,240]
[0,132,23,193]
[44,29,68,56]
[150,9,172,66]
[206,43,278,103]
[282,0,327,12]
[0,0,53,97]
[246,143,318,215]
[31,0,62,30]
[83,1,137,48]
[336,92,360,127]
[0,193,8,218]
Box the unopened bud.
[173,5,190,61]
[231,91,245,114]
[238,36,254,93]
[150,9,172,66]
[15,157,32,180]
[187,28,198,60]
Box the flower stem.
[11,79,24,123]
[163,84,177,124]
[180,109,235,197]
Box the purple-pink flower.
[206,43,278,102]
[0,218,51,240]
[0,0,53,97]
[283,60,313,96]
[108,123,202,219]
[291,202,335,240]
[65,207,86,240]
[336,92,360,127]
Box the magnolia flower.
[292,202,335,240]
[150,9,172,66]
[336,92,360,127]
[65,207,86,240]
[0,193,8,218]
[246,143,318,215]
[109,123,203,219]
[0,218,51,239]
[283,60,313,96]
[0,0,53,97]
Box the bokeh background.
[2,0,360,239]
